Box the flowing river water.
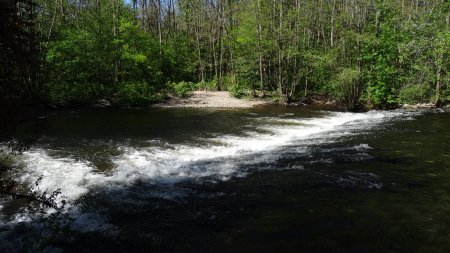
[0,106,449,252]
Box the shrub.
[168,81,197,97]
[331,68,362,110]
[229,81,248,98]
[118,81,156,106]
[46,82,104,106]
[195,78,217,91]
[399,85,433,104]
[221,74,237,91]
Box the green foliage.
[117,16,165,88]
[221,74,238,92]
[118,81,157,105]
[332,68,362,110]
[46,82,105,105]
[45,31,93,80]
[44,28,110,105]
[162,35,198,82]
[168,81,196,97]
[229,80,249,99]
[31,0,449,108]
[196,78,218,91]
[443,87,450,102]
[399,85,433,104]
[42,3,175,106]
[303,50,337,95]
[361,21,402,107]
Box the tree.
[6,0,446,108]
[0,0,40,102]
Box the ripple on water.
[0,109,420,230]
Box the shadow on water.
[1,107,450,252]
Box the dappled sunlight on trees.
[1,0,449,109]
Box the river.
[1,106,449,252]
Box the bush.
[118,81,156,106]
[221,74,237,91]
[331,68,362,110]
[46,82,104,106]
[168,81,197,97]
[443,88,450,102]
[399,85,433,104]
[229,81,248,98]
[195,78,217,91]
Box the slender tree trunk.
[113,0,120,83]
[277,0,284,102]
[47,4,56,41]
[256,0,264,96]
[157,0,162,56]
[304,71,308,98]
[141,0,146,31]
[331,0,335,47]
[195,25,204,82]
[435,59,442,105]
[227,0,236,88]
[217,0,224,91]
[211,35,217,80]
[375,9,381,38]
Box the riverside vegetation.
[0,0,449,111]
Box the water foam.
[8,110,412,209]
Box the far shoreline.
[154,91,269,109]
[153,91,450,111]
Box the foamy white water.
[6,110,415,211]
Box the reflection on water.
[1,106,450,252]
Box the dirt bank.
[156,91,268,108]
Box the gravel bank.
[156,91,268,108]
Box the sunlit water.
[1,106,449,252]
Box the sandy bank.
[156,91,268,108]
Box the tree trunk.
[195,25,204,82]
[304,71,308,98]
[256,0,264,96]
[217,0,224,91]
[277,0,284,102]
[331,0,335,47]
[435,63,442,105]
[113,0,120,84]
[157,0,162,56]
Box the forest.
[0,0,448,112]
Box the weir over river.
[1,106,449,252]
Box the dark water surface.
[1,106,449,252]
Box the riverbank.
[401,102,450,110]
[155,91,269,108]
